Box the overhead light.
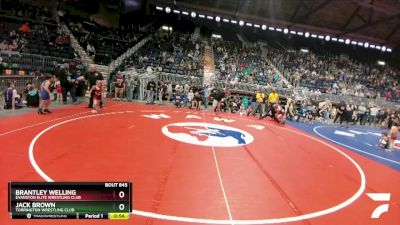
[325,35,330,41]
[276,28,282,32]
[351,41,357,45]
[254,24,260,28]
[156,6,164,11]
[261,25,267,30]
[364,42,369,48]
[300,48,309,53]
[246,22,252,27]
[173,10,180,14]
[290,30,296,34]
[318,35,324,39]
[239,20,244,26]
[377,60,385,66]
[283,28,289,34]
[206,15,213,20]
[304,32,310,38]
[370,44,376,48]
[162,25,172,31]
[381,46,387,51]
[297,32,303,36]
[311,34,317,38]
[338,39,344,43]
[182,11,189,15]
[332,37,338,42]
[357,42,363,46]
[223,18,229,22]
[212,34,222,39]
[190,12,196,18]
[199,14,205,18]
[387,48,392,52]
[269,27,275,31]
[165,7,171,13]
[215,16,221,22]
[231,20,237,24]
[376,46,381,50]
[345,39,350,44]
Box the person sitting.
[173,91,184,108]
[24,82,39,107]
[4,82,23,110]
[379,132,389,149]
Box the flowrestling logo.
[162,122,254,147]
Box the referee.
[263,88,279,119]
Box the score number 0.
[118,191,126,211]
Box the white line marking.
[366,143,372,147]
[202,112,234,224]
[28,112,367,224]
[211,146,234,224]
[0,103,125,137]
[314,126,400,166]
[334,130,355,137]
[348,130,363,135]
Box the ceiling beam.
[340,12,400,35]
[295,0,333,22]
[341,6,362,30]
[149,0,391,45]
[290,0,304,22]
[351,0,400,15]
[254,0,263,16]
[367,0,374,23]
[385,23,400,41]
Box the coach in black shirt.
[85,65,104,108]
[55,64,78,104]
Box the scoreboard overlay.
[8,182,132,220]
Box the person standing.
[85,64,104,108]
[262,88,279,119]
[133,77,139,100]
[146,79,156,104]
[357,103,367,125]
[158,80,167,105]
[389,122,399,151]
[125,75,134,102]
[252,89,265,119]
[38,75,54,115]
[56,64,78,104]
[340,101,353,128]
[369,105,379,126]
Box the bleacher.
[62,13,148,65]
[213,40,274,86]
[110,31,204,80]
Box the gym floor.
[1,100,399,225]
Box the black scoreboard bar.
[8,182,132,220]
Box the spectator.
[146,79,156,104]
[4,81,22,110]
[125,75,135,102]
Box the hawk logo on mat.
[162,122,254,147]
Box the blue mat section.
[287,121,400,171]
